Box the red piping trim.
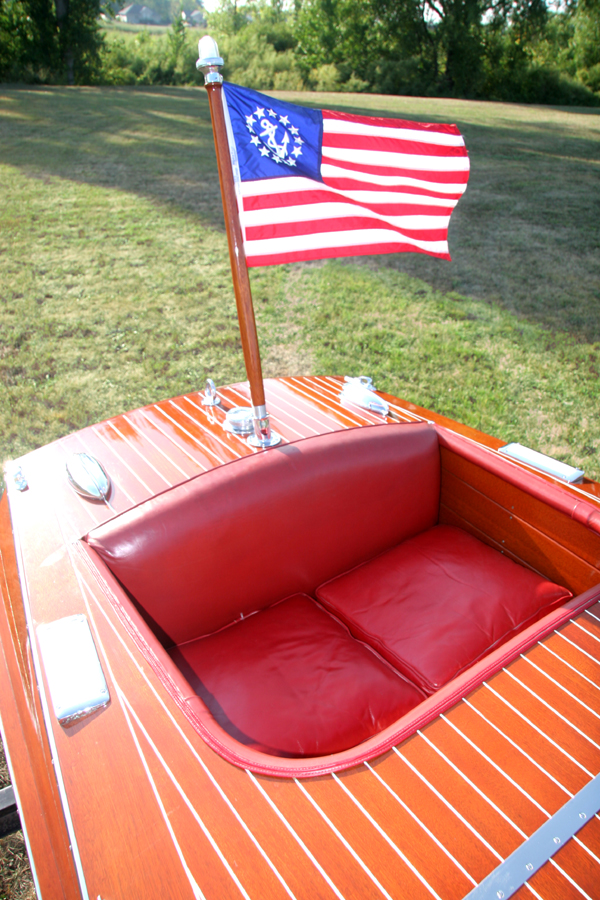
[75,540,600,779]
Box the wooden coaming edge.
[0,493,82,900]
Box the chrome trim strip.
[465,772,600,899]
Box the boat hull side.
[0,492,82,900]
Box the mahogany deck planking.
[2,377,600,900]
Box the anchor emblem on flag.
[244,105,304,166]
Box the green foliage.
[2,0,599,105]
[1,87,599,480]
[572,0,600,91]
[0,0,104,83]
[207,0,304,90]
[96,20,203,84]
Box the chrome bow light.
[196,35,224,84]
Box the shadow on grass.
[1,85,599,341]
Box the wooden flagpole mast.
[197,36,280,448]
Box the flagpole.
[197,36,280,448]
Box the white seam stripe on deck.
[247,772,346,900]
[555,630,600,665]
[122,413,192,478]
[502,668,600,750]
[106,420,173,486]
[482,683,594,776]
[462,699,574,797]
[520,654,600,720]
[571,618,600,644]
[443,712,600,872]
[76,582,207,900]
[154,405,225,463]
[122,695,253,900]
[269,382,337,432]
[294,779,396,900]
[138,408,209,468]
[538,641,600,692]
[173,399,246,458]
[417,731,528,838]
[285,378,353,428]
[78,574,297,900]
[439,714,551,817]
[393,748,503,860]
[118,695,207,900]
[182,395,255,447]
[364,760,477,885]
[330,773,443,900]
[91,425,153,494]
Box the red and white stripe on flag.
[239,109,470,268]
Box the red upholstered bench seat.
[86,423,573,764]
[316,524,572,695]
[169,594,425,757]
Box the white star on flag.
[292,145,302,157]
[250,135,260,145]
[294,136,303,145]
[267,109,277,117]
[279,115,290,126]
[245,114,255,128]
[255,107,264,117]
[289,125,299,135]
[259,146,270,156]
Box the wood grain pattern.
[206,81,266,411]
[0,495,82,900]
[2,378,600,899]
[440,449,600,594]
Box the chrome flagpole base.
[247,405,281,448]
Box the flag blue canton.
[223,82,323,183]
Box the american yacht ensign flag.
[222,82,470,268]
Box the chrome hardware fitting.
[248,404,281,449]
[201,378,220,407]
[464,769,600,899]
[196,35,224,84]
[224,406,254,436]
[10,465,28,492]
[66,452,111,502]
[37,614,110,726]
[340,376,389,417]
[498,443,584,484]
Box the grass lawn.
[1,86,598,490]
[0,81,599,896]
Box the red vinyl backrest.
[86,423,440,645]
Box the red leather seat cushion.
[316,525,572,694]
[87,423,440,645]
[169,594,425,758]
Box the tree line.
[1,0,599,104]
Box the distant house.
[182,8,206,27]
[116,4,162,24]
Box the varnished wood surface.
[206,81,266,411]
[2,376,600,900]
[0,495,82,900]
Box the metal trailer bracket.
[465,771,600,899]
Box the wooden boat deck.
[2,376,600,900]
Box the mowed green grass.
[1,85,599,489]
